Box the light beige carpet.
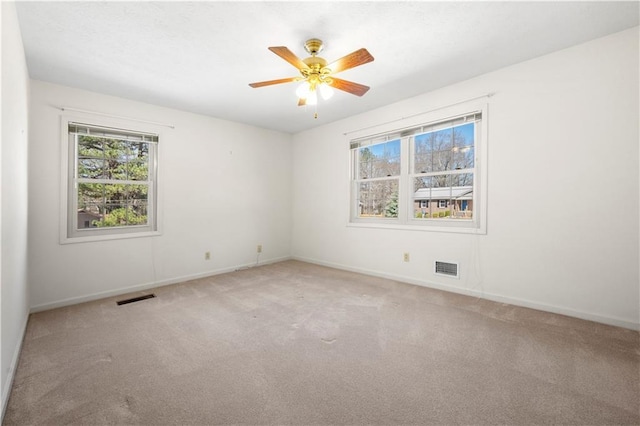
[4,260,639,425]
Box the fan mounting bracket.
[304,38,324,56]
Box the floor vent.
[117,294,156,306]
[434,261,459,278]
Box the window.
[62,119,160,242]
[350,104,487,233]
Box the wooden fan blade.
[249,77,299,88]
[326,48,374,74]
[268,46,310,70]
[329,77,370,96]
[298,98,306,106]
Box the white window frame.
[348,101,488,234]
[60,114,163,244]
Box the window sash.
[355,138,401,180]
[410,118,476,223]
[353,177,399,219]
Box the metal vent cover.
[117,294,156,306]
[434,261,459,278]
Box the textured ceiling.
[15,1,639,134]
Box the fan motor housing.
[303,56,327,69]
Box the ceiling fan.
[249,38,374,109]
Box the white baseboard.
[30,254,639,331]
[292,256,640,331]
[30,256,292,313]
[1,313,29,422]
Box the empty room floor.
[4,260,639,425]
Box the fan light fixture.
[296,81,334,103]
[249,38,374,118]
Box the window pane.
[78,158,105,179]
[413,177,431,218]
[431,128,453,172]
[126,204,148,226]
[127,159,149,181]
[104,139,128,160]
[452,172,474,188]
[431,149,452,172]
[105,159,127,180]
[452,123,475,170]
[78,183,104,207]
[358,139,400,179]
[77,137,107,179]
[78,211,98,228]
[414,134,433,173]
[358,179,399,218]
[78,136,104,159]
[125,185,149,225]
[413,176,452,219]
[78,183,104,227]
[430,174,450,189]
[414,129,453,173]
[453,123,474,148]
[128,141,149,161]
[127,141,149,180]
[127,183,149,224]
[100,205,148,227]
[103,183,127,205]
[100,205,127,227]
[77,204,104,228]
[451,173,473,219]
[127,184,148,203]
[452,147,474,171]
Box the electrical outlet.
[205,251,211,260]
[403,252,410,262]
[257,244,262,253]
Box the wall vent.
[117,294,156,306]
[434,261,459,278]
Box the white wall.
[16,16,640,333]
[29,81,292,310]
[1,0,30,414]
[292,27,640,330]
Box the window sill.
[347,220,486,235]
[60,230,162,245]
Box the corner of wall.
[0,316,27,420]
[1,0,32,420]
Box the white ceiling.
[15,1,639,134]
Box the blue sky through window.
[414,122,474,147]
[365,139,400,157]
[454,123,474,142]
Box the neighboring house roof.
[414,186,473,201]
[77,209,102,218]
